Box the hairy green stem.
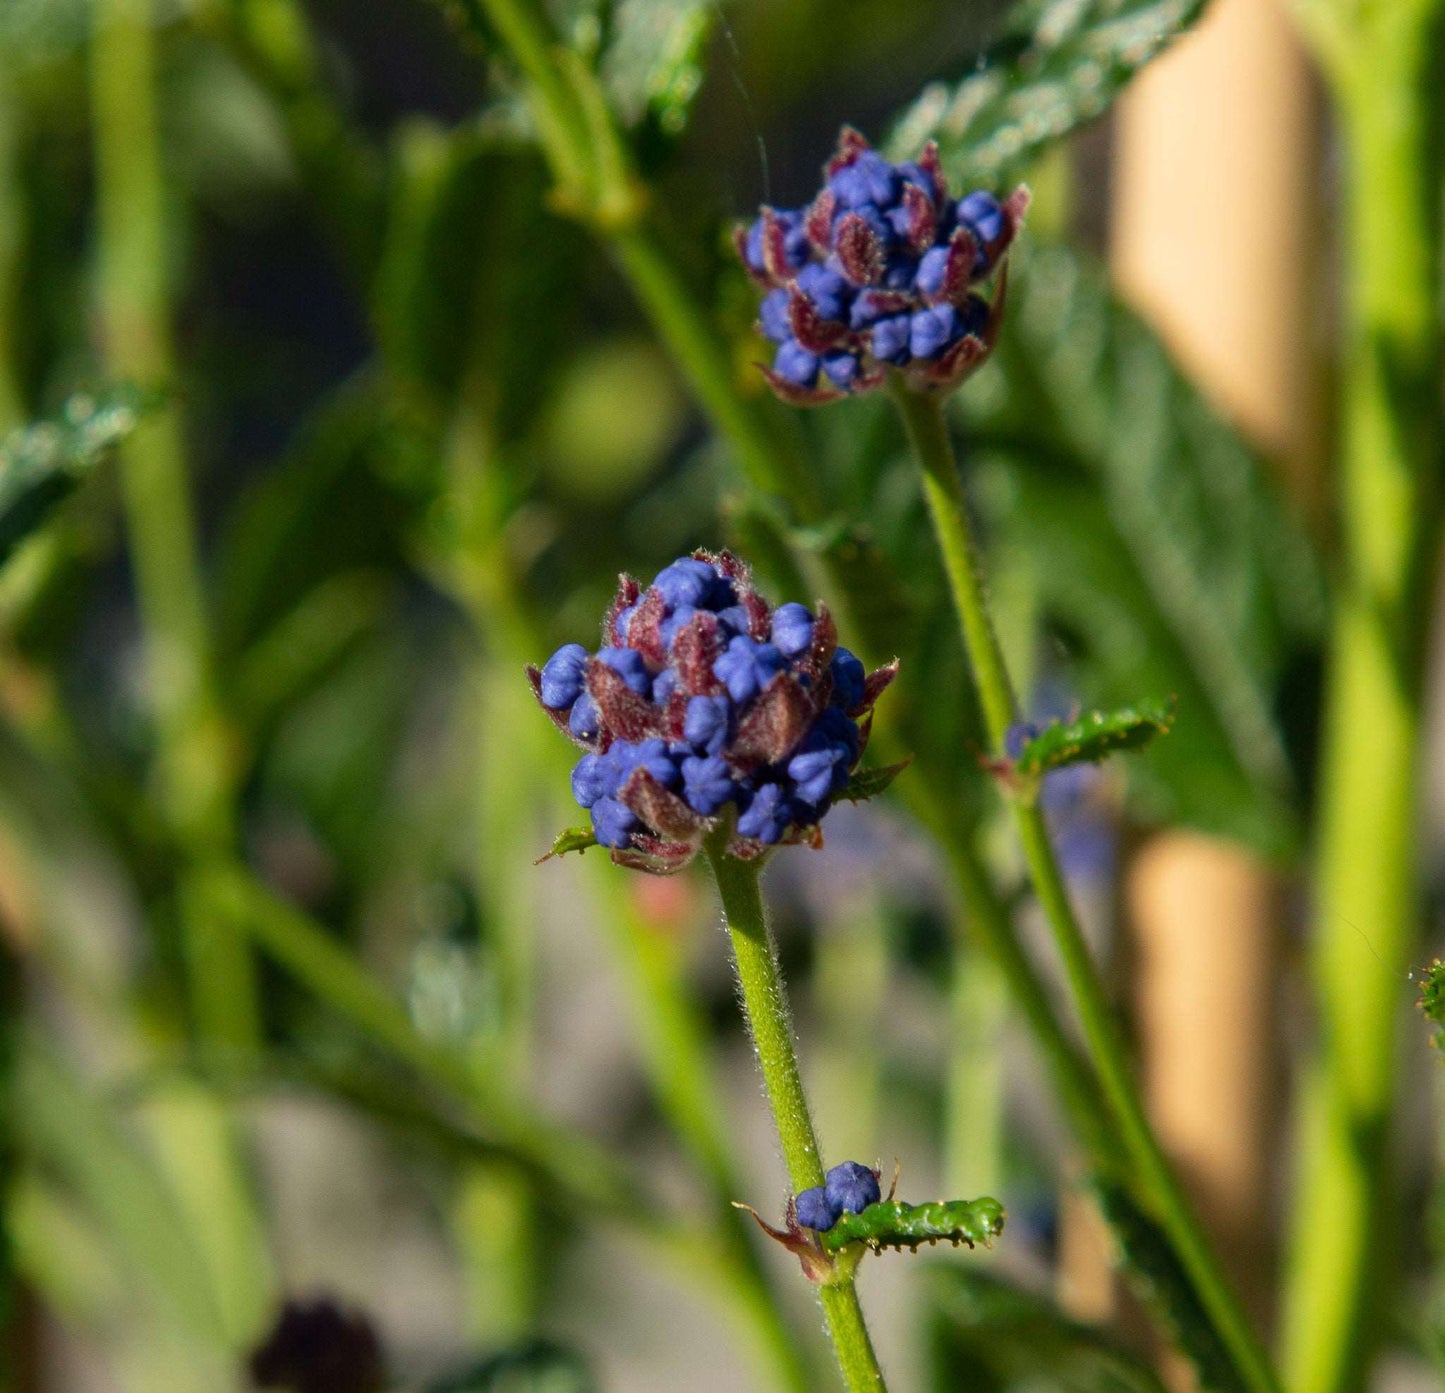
[92,0,257,1049]
[1281,5,1445,1389]
[705,830,887,1393]
[889,378,1278,1393]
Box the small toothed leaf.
[1418,960,1445,1050]
[817,1195,1005,1255]
[840,758,911,804]
[886,0,1209,186]
[0,385,156,566]
[1013,699,1175,778]
[538,826,598,862]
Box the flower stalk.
[704,825,887,1393]
[887,378,1279,1393]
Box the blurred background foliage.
[0,0,1436,1390]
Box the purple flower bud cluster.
[529,552,897,874]
[737,127,1029,405]
[794,1161,883,1233]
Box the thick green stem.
[91,0,257,1049]
[1281,7,1444,1390]
[705,830,887,1393]
[889,379,1278,1393]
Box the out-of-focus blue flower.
[528,552,900,873]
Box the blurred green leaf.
[887,0,1208,183]
[599,0,712,138]
[15,1040,230,1344]
[0,385,152,567]
[926,1264,1170,1393]
[964,244,1324,855]
[427,1339,596,1392]
[1012,698,1174,778]
[1090,1180,1245,1393]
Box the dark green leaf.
[539,825,598,861]
[1013,698,1175,777]
[887,0,1209,184]
[840,758,912,804]
[1090,1179,1245,1393]
[426,1339,596,1393]
[964,244,1325,856]
[0,386,153,566]
[926,1264,1170,1393]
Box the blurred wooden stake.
[1056,0,1319,1371]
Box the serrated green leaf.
[600,0,712,138]
[539,825,598,861]
[963,243,1325,856]
[887,0,1209,184]
[820,1194,1003,1254]
[0,386,154,566]
[926,1264,1171,1393]
[1090,1179,1245,1393]
[840,759,911,804]
[1013,698,1175,777]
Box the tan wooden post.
[1056,0,1321,1374]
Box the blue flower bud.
[794,1186,838,1232]
[597,646,652,697]
[829,152,899,210]
[821,351,861,390]
[569,692,601,739]
[684,694,731,754]
[592,796,639,848]
[795,263,851,323]
[824,1161,881,1216]
[770,602,815,659]
[539,643,589,709]
[736,782,793,843]
[614,602,638,641]
[914,245,949,299]
[713,604,750,636]
[760,287,792,343]
[614,737,680,789]
[681,753,736,815]
[743,209,809,277]
[849,290,894,331]
[659,605,697,649]
[652,668,679,706]
[571,751,618,808]
[910,304,958,360]
[957,190,1005,245]
[870,314,912,364]
[1004,720,1040,759]
[651,558,721,611]
[714,636,785,705]
[829,649,866,711]
[774,339,819,388]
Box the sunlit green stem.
[1281,5,1445,1389]
[91,0,257,1050]
[705,829,887,1393]
[889,378,1278,1393]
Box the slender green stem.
[889,378,1278,1393]
[1281,6,1445,1390]
[91,0,258,1049]
[705,828,887,1393]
